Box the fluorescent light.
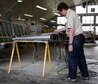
[54,13,60,16]
[18,18,25,21]
[18,16,25,21]
[24,14,33,17]
[18,16,21,20]
[44,25,49,28]
[0,13,1,16]
[36,5,47,11]
[53,26,56,28]
[50,20,56,23]
[17,0,23,2]
[40,17,46,21]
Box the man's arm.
[68,28,74,44]
[68,28,74,52]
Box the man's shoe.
[82,77,89,80]
[67,78,76,82]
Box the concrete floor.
[0,41,98,84]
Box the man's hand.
[54,29,60,33]
[68,45,73,52]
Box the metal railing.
[0,20,30,43]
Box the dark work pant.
[67,34,89,79]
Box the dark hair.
[57,2,69,11]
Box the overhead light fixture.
[53,26,56,28]
[24,14,33,18]
[54,13,60,16]
[18,16,21,20]
[17,0,23,2]
[40,17,46,21]
[36,5,47,11]
[21,19,25,21]
[0,13,1,16]
[44,25,49,28]
[50,20,56,23]
[18,16,25,21]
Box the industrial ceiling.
[0,0,96,23]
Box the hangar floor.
[0,41,98,84]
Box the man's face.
[58,9,67,16]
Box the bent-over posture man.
[55,2,89,82]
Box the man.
[55,2,89,81]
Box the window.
[82,26,94,31]
[76,6,86,14]
[82,16,94,24]
[57,17,67,25]
[57,16,67,29]
[96,26,98,35]
[96,16,98,24]
[88,5,98,13]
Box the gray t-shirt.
[65,9,83,36]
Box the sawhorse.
[8,41,52,77]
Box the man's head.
[57,2,69,16]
